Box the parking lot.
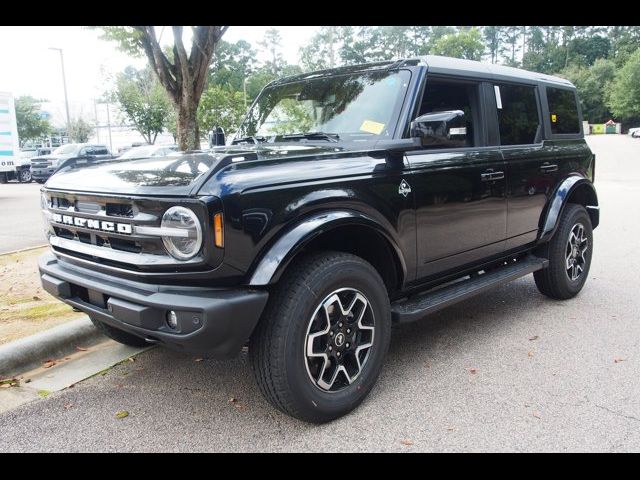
[0,182,45,254]
[0,135,639,452]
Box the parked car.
[117,144,178,161]
[629,127,640,138]
[39,56,598,423]
[31,143,113,183]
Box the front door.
[406,77,507,280]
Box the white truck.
[0,92,32,183]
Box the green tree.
[483,26,505,64]
[431,28,485,60]
[608,49,640,121]
[15,96,51,146]
[68,117,93,143]
[300,26,344,71]
[560,58,616,122]
[209,39,257,92]
[259,28,285,76]
[113,66,172,144]
[197,85,246,136]
[97,26,228,150]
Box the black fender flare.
[248,209,407,286]
[538,175,599,243]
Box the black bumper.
[38,253,269,359]
[31,167,55,180]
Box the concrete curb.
[0,244,47,256]
[0,318,106,377]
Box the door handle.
[481,170,504,181]
[540,163,558,173]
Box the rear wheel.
[250,251,391,423]
[18,168,32,183]
[534,204,593,299]
[89,316,149,347]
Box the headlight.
[161,206,202,260]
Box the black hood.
[44,144,352,196]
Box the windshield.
[236,69,411,142]
[52,144,81,155]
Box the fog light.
[166,310,178,329]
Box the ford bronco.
[39,56,598,423]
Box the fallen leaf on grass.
[468,368,478,374]
[42,360,56,369]
[115,410,129,419]
[194,358,204,362]
[614,357,626,363]
[532,411,541,419]
[75,346,88,352]
[38,390,51,398]
[400,439,414,446]
[529,335,539,341]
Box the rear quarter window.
[547,87,580,134]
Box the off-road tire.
[534,204,593,300]
[249,251,391,423]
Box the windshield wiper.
[280,132,340,143]
[231,135,266,145]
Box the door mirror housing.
[209,126,226,147]
[410,110,468,148]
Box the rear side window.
[93,146,109,155]
[547,87,580,134]
[495,84,540,146]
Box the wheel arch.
[247,210,407,294]
[539,175,599,243]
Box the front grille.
[44,190,169,268]
[31,159,51,167]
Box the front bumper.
[39,253,269,358]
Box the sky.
[0,26,320,127]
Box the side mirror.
[410,110,468,147]
[209,126,226,147]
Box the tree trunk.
[176,100,199,150]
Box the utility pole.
[48,47,71,135]
[105,102,113,153]
[93,99,100,143]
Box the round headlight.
[161,206,202,260]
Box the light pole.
[48,47,71,136]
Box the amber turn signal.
[214,213,224,248]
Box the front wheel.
[534,204,593,299]
[250,251,391,423]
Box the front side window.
[417,80,480,148]
[547,87,580,134]
[236,70,411,142]
[495,84,540,146]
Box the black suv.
[31,143,113,183]
[39,56,598,423]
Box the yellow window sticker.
[551,114,557,123]
[360,120,385,135]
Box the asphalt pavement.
[0,182,45,253]
[0,135,639,452]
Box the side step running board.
[391,255,548,323]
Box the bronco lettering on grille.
[51,213,132,235]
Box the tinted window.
[417,80,480,148]
[93,147,109,155]
[547,87,580,134]
[496,84,540,145]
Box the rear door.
[407,77,507,280]
[492,83,558,250]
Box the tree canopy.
[15,96,51,146]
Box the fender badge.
[398,179,412,197]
